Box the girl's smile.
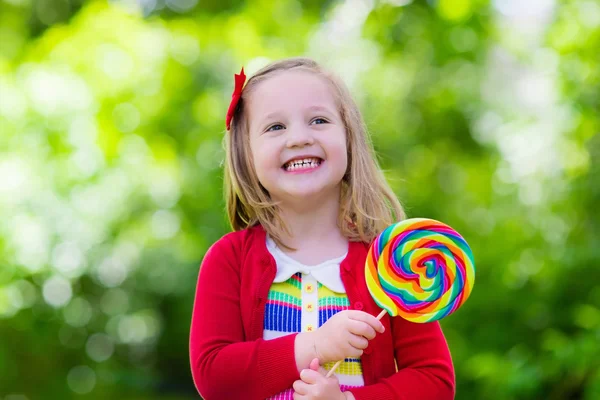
[282,156,323,173]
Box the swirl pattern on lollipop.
[365,218,475,323]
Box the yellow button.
[305,284,314,293]
[306,303,315,312]
[306,324,314,332]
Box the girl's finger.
[342,332,364,357]
[309,357,320,371]
[300,368,321,384]
[348,333,369,350]
[345,346,364,358]
[309,358,329,376]
[293,391,308,400]
[292,379,310,395]
[347,310,385,333]
[347,319,377,340]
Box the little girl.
[189,58,455,400]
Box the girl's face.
[247,70,347,207]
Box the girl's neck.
[276,190,348,263]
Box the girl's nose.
[285,126,314,148]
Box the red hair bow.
[226,67,246,130]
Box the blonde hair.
[224,57,405,248]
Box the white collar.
[266,236,348,293]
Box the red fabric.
[226,67,246,130]
[189,225,455,400]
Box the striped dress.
[263,236,364,399]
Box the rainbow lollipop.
[326,218,475,377]
[365,218,475,323]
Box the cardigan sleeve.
[189,235,300,400]
[348,318,455,400]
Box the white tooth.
[285,158,321,171]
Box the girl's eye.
[311,118,328,125]
[266,124,284,132]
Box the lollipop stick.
[325,360,343,378]
[325,309,388,378]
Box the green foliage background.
[0,0,598,398]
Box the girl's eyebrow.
[255,112,283,131]
[262,111,282,121]
[306,105,333,114]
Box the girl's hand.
[313,310,385,364]
[293,358,346,400]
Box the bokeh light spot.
[86,333,115,362]
[42,276,73,308]
[67,365,96,394]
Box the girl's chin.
[276,185,341,203]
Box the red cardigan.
[189,225,455,400]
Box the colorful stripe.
[323,358,363,375]
[318,298,350,326]
[365,218,475,323]
[266,385,361,400]
[264,272,364,397]
[317,285,350,326]
[264,274,302,332]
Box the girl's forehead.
[249,71,338,115]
